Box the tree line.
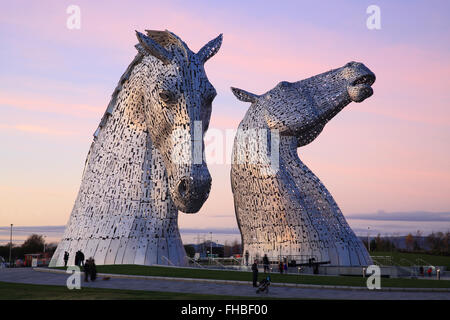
[183,239,242,258]
[361,230,450,255]
[0,234,57,262]
[2,231,449,262]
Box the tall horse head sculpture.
[231,62,375,266]
[50,30,222,267]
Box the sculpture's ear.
[135,30,172,65]
[197,34,223,63]
[231,87,259,103]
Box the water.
[0,225,241,246]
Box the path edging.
[33,267,450,293]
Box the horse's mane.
[93,30,191,139]
[93,51,144,138]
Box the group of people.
[419,266,434,277]
[251,254,288,287]
[83,257,97,282]
[62,250,97,282]
[74,250,85,267]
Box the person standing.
[79,251,85,267]
[278,261,283,274]
[313,263,319,274]
[84,258,91,282]
[263,254,270,273]
[63,251,69,267]
[90,258,97,281]
[245,251,249,266]
[251,260,259,287]
[74,251,80,266]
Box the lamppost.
[216,239,220,259]
[279,244,282,263]
[367,227,370,252]
[9,224,13,267]
[43,235,47,253]
[252,236,257,263]
[209,232,213,261]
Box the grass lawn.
[55,264,450,289]
[370,251,450,268]
[0,281,266,300]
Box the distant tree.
[223,241,232,257]
[214,246,224,257]
[426,232,446,254]
[21,234,45,254]
[436,232,445,254]
[444,231,450,254]
[405,233,414,251]
[184,245,195,258]
[426,232,437,252]
[413,230,423,251]
[387,238,396,251]
[0,244,11,261]
[369,234,395,252]
[392,233,401,249]
[413,239,421,251]
[0,243,25,260]
[369,239,377,251]
[45,242,58,255]
[375,234,383,251]
[436,231,448,254]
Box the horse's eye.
[159,91,175,104]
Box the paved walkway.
[0,268,449,300]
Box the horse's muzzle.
[173,174,212,213]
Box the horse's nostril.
[178,178,188,198]
[176,176,211,201]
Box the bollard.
[362,267,366,278]
[437,269,440,280]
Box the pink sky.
[0,1,449,235]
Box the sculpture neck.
[279,135,300,159]
[279,134,318,182]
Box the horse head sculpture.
[230,62,375,266]
[232,61,375,146]
[136,30,222,213]
[50,30,222,267]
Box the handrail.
[416,258,435,268]
[161,256,175,266]
[211,258,227,269]
[252,254,318,264]
[370,256,386,266]
[185,256,205,268]
[398,258,418,277]
[399,258,415,267]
